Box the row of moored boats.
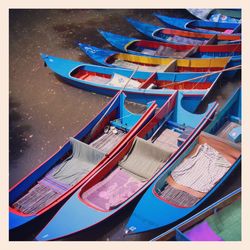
[10,9,241,241]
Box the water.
[9,9,241,241]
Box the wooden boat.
[41,54,222,111]
[151,187,241,241]
[9,91,159,231]
[126,18,241,45]
[35,91,218,241]
[79,43,239,78]
[187,9,241,23]
[154,13,241,35]
[125,88,241,234]
[99,30,241,58]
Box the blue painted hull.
[78,43,240,79]
[99,30,241,58]
[151,187,241,240]
[40,54,222,110]
[125,88,241,234]
[9,90,158,231]
[154,13,241,34]
[126,18,241,45]
[35,90,218,241]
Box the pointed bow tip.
[40,53,48,59]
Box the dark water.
[9,9,241,241]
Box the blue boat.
[99,30,241,58]
[186,9,241,23]
[126,18,241,45]
[125,88,241,234]
[151,187,241,241]
[79,43,240,78]
[154,13,241,35]
[41,54,222,110]
[35,91,218,241]
[9,91,158,231]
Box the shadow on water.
[9,98,31,164]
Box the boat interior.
[10,98,147,215]
[71,66,214,90]
[79,106,200,212]
[154,130,241,208]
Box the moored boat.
[154,13,241,34]
[99,30,241,58]
[187,9,241,23]
[126,18,241,45]
[125,88,241,234]
[41,53,223,110]
[151,187,241,241]
[35,90,218,241]
[9,91,158,232]
[79,43,240,78]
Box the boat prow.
[98,30,138,52]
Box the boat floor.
[11,129,126,214]
[152,128,180,153]
[90,128,126,154]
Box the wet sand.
[9,9,241,241]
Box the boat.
[35,90,218,241]
[124,88,241,234]
[126,18,241,45]
[41,54,222,110]
[154,13,241,35]
[79,43,239,78]
[187,9,241,23]
[9,91,159,232]
[151,187,241,241]
[99,30,241,58]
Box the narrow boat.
[41,54,221,110]
[151,187,241,241]
[35,91,218,241]
[9,91,159,231]
[79,43,239,78]
[187,9,241,23]
[125,88,241,234]
[126,18,241,45]
[154,13,241,35]
[99,30,241,58]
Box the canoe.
[187,9,241,23]
[79,43,231,71]
[41,54,221,111]
[99,30,241,58]
[35,91,218,241]
[151,187,241,241]
[9,91,159,231]
[126,18,241,45]
[125,88,241,234]
[154,13,241,35]
[79,43,240,78]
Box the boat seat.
[50,137,105,186]
[119,137,172,181]
[84,74,110,84]
[113,60,169,73]
[216,121,241,143]
[167,35,207,45]
[154,46,176,57]
[163,60,177,72]
[108,73,141,88]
